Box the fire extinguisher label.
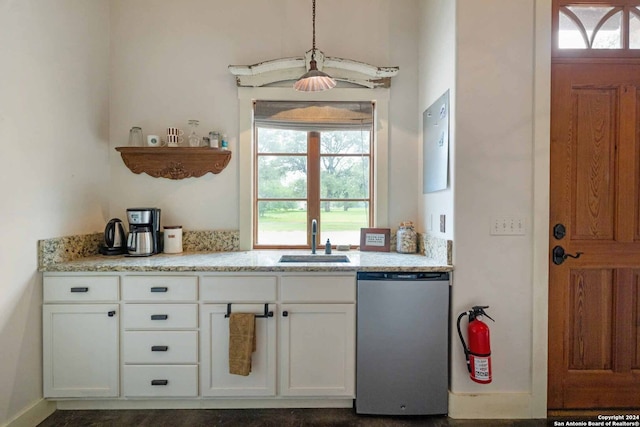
[473,357,490,379]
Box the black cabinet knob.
[283,311,288,317]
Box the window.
[253,101,373,249]
[554,0,640,54]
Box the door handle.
[552,245,583,265]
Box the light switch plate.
[491,216,525,235]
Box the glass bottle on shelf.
[187,120,201,147]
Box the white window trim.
[237,87,390,250]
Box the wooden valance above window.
[230,50,398,89]
[254,101,373,131]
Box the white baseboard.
[448,392,544,419]
[5,399,56,427]
[55,398,354,410]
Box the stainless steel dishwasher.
[356,271,450,416]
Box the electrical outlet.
[491,216,525,235]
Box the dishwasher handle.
[357,272,449,281]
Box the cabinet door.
[43,304,119,398]
[279,304,355,397]
[200,304,276,397]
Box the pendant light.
[293,0,336,92]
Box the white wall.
[0,0,111,424]
[421,0,538,418]
[454,0,535,391]
[418,0,456,237]
[108,0,420,229]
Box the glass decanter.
[187,120,201,147]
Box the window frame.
[237,87,390,250]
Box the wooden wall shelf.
[116,147,232,179]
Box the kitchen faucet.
[311,219,317,254]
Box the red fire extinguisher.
[457,305,494,384]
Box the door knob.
[552,245,583,265]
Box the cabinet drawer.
[43,276,119,302]
[280,275,355,302]
[123,365,197,397]
[123,331,197,364]
[123,304,197,329]
[122,276,197,301]
[200,276,277,302]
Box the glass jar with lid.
[396,221,417,254]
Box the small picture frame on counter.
[359,228,390,252]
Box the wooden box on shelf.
[115,147,231,180]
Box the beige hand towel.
[228,313,256,376]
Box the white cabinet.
[200,275,277,397]
[121,275,198,398]
[279,304,355,397]
[42,275,120,398]
[278,275,356,398]
[42,271,357,403]
[200,304,276,396]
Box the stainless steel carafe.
[127,225,154,256]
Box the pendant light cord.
[311,0,316,60]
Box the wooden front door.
[548,62,640,409]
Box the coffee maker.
[126,208,161,256]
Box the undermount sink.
[278,254,351,263]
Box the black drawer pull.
[108,311,116,317]
[150,287,168,293]
[151,314,168,321]
[151,345,168,352]
[70,287,89,293]
[151,379,168,386]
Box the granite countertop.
[40,250,453,273]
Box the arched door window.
[554,0,640,56]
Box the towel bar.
[224,303,273,318]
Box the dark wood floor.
[37,408,550,427]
